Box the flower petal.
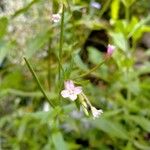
[74,86,82,95]
[52,14,61,23]
[65,80,74,90]
[69,94,77,101]
[107,44,115,56]
[61,90,69,98]
[91,106,103,119]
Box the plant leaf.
[0,17,8,39]
[52,132,68,150]
[111,32,128,52]
[128,115,150,132]
[92,117,129,139]
[134,141,150,150]
[111,0,120,21]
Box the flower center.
[68,89,75,95]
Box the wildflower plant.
[24,1,117,122]
[0,0,150,150]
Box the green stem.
[6,88,43,97]
[76,60,106,79]
[125,6,129,21]
[81,92,92,107]
[58,4,64,100]
[127,90,131,101]
[66,0,71,12]
[24,57,54,108]
[58,4,64,78]
[48,38,52,90]
[99,0,111,18]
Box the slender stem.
[58,4,64,100]
[126,68,131,101]
[127,90,131,101]
[66,0,71,12]
[81,92,92,107]
[125,6,129,21]
[99,0,111,18]
[58,4,64,78]
[24,57,54,108]
[47,38,52,90]
[76,60,105,79]
[7,88,43,97]
[47,0,53,90]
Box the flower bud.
[107,44,115,56]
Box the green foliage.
[92,117,129,140]
[0,17,8,39]
[111,0,120,21]
[52,132,68,150]
[25,29,51,58]
[0,0,150,149]
[0,41,10,64]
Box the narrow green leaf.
[75,99,81,110]
[73,53,88,71]
[111,0,120,20]
[52,132,68,150]
[92,118,129,139]
[128,115,150,132]
[111,32,128,52]
[12,0,40,18]
[134,141,150,150]
[121,0,135,7]
[0,41,9,64]
[25,106,61,123]
[88,47,103,65]
[128,15,150,38]
[0,17,8,39]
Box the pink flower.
[107,44,115,56]
[91,106,103,119]
[61,80,82,101]
[52,14,61,23]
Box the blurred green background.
[0,0,150,149]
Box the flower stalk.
[24,57,54,108]
[75,44,115,79]
[58,4,65,101]
[58,4,64,79]
[77,60,105,79]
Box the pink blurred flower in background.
[52,14,61,23]
[61,80,82,101]
[106,44,115,56]
[91,1,101,9]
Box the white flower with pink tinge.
[61,80,82,101]
[91,106,103,119]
